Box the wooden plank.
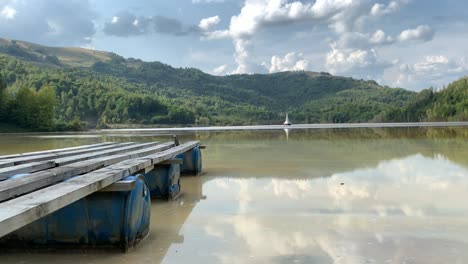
[0,142,175,202]
[0,141,200,237]
[0,142,135,168]
[147,141,200,164]
[54,142,160,166]
[0,142,116,160]
[0,162,14,169]
[0,161,56,180]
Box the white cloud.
[199,15,221,31]
[204,0,357,74]
[369,29,393,45]
[1,5,16,19]
[337,30,394,50]
[233,38,251,74]
[202,0,410,75]
[263,52,309,73]
[370,2,397,16]
[226,0,354,39]
[212,64,228,75]
[398,25,434,42]
[111,16,119,24]
[396,55,468,88]
[202,29,230,40]
[325,43,391,78]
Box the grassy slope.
[0,38,111,67]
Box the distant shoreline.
[1,122,467,135]
[101,122,468,132]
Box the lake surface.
[1,126,468,264]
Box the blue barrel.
[0,175,151,252]
[143,164,180,199]
[176,146,202,175]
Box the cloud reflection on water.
[189,153,468,263]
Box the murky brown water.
[1,127,468,263]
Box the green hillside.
[0,38,465,132]
[379,77,468,122]
[0,38,111,67]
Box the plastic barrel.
[0,175,151,252]
[143,164,181,199]
[176,146,202,175]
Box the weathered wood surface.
[0,141,199,238]
[0,161,14,169]
[99,180,137,192]
[0,142,160,180]
[54,142,159,166]
[0,142,175,202]
[0,142,116,160]
[0,161,56,180]
[0,142,135,168]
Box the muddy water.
[1,127,468,264]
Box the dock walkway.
[0,140,200,238]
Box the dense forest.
[0,38,466,132]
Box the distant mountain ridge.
[0,38,465,131]
[0,38,112,67]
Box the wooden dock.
[0,140,200,239]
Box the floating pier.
[0,140,202,251]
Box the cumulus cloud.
[202,0,409,75]
[325,44,391,78]
[104,12,199,37]
[1,5,16,19]
[225,0,356,38]
[396,55,468,89]
[263,52,309,73]
[0,0,96,46]
[199,15,220,31]
[369,29,393,45]
[203,0,358,73]
[370,1,397,16]
[398,25,434,42]
[337,30,394,50]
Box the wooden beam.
[0,142,174,202]
[0,142,116,160]
[0,141,200,237]
[54,142,160,166]
[157,158,183,165]
[0,161,56,180]
[0,142,136,168]
[99,180,136,192]
[137,164,154,174]
[199,145,206,149]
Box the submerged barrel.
[0,174,151,252]
[176,146,202,175]
[144,163,181,199]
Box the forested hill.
[0,38,466,131]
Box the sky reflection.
[165,153,468,264]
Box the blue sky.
[0,0,467,91]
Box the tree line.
[0,53,466,132]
